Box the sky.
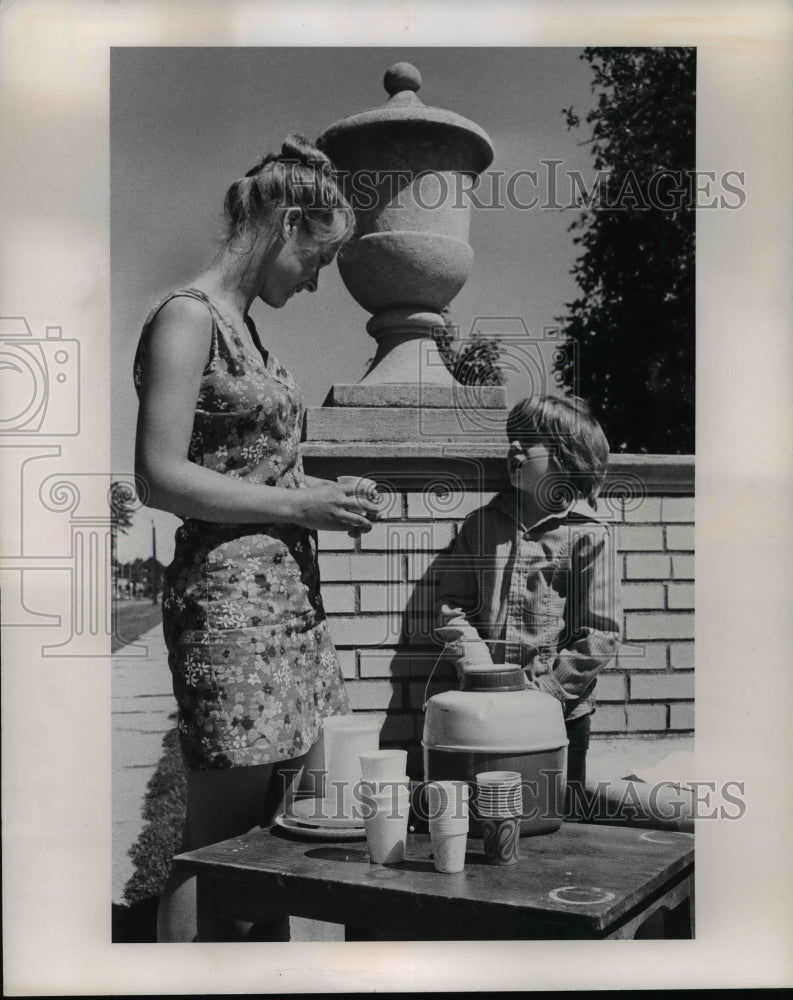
[111,47,597,561]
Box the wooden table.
[174,821,693,941]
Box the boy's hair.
[505,394,610,508]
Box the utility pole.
[151,520,158,604]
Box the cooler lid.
[461,665,526,692]
[423,687,569,753]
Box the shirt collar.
[491,489,580,534]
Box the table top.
[174,822,694,936]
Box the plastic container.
[422,653,568,837]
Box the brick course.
[665,525,694,550]
[625,554,672,580]
[624,497,661,523]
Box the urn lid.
[461,665,527,692]
[317,61,494,175]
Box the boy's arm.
[433,520,495,677]
[535,524,622,705]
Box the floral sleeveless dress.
[134,287,349,770]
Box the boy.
[434,394,622,816]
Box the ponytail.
[223,133,354,249]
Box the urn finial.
[384,62,422,98]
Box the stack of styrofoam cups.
[427,780,470,874]
[475,771,523,866]
[359,750,411,864]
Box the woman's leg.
[157,756,305,942]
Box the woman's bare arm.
[134,297,377,531]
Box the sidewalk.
[112,623,174,906]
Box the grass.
[124,726,187,904]
[113,724,186,942]
[112,599,164,652]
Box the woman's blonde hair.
[223,132,354,251]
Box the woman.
[134,134,380,941]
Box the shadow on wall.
[381,543,459,777]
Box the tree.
[110,479,136,597]
[433,309,506,386]
[556,48,695,453]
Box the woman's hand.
[336,476,382,538]
[292,479,382,532]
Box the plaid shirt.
[434,491,622,721]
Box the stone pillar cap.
[318,61,494,175]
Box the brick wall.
[305,445,694,777]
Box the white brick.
[661,497,695,522]
[623,497,661,523]
[321,585,356,614]
[328,616,401,647]
[359,521,455,552]
[672,555,695,580]
[590,705,627,734]
[345,681,402,711]
[670,703,695,730]
[359,582,434,614]
[669,643,694,670]
[617,525,665,551]
[625,554,672,580]
[407,490,495,520]
[666,525,695,551]
[626,613,695,641]
[317,530,356,551]
[627,704,668,732]
[595,674,626,702]
[630,673,694,701]
[318,553,403,583]
[622,584,665,610]
[667,584,694,609]
[358,650,445,679]
[335,648,357,680]
[616,643,667,671]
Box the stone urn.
[318,62,494,388]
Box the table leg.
[608,871,694,940]
[663,874,695,939]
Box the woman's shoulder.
[134,289,216,390]
[143,288,215,335]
